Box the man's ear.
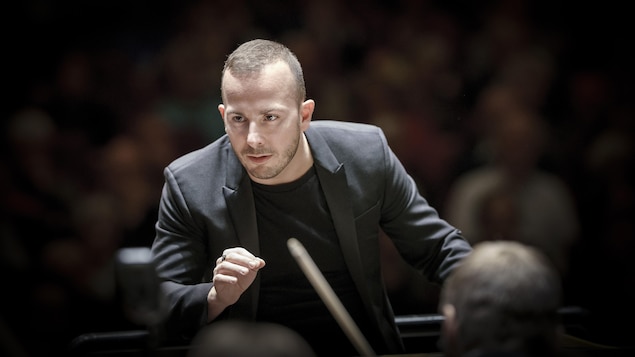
[442,304,457,336]
[440,304,459,357]
[218,104,227,132]
[300,99,315,129]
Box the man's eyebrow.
[261,105,289,113]
[261,109,283,114]
[225,109,243,116]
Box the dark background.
[2,1,633,356]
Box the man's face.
[218,61,314,185]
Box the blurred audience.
[445,105,580,276]
[95,134,158,248]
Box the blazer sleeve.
[378,134,472,284]
[151,166,212,343]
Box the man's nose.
[247,122,264,147]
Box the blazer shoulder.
[310,119,384,135]
[167,136,231,176]
[307,120,393,177]
[309,120,388,150]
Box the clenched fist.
[207,247,266,321]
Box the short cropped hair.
[221,39,306,104]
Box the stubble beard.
[245,127,301,180]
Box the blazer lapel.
[306,129,374,311]
[222,148,260,320]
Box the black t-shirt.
[252,166,381,356]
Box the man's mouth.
[247,154,271,164]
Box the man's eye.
[265,115,277,121]
[232,116,244,122]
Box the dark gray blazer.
[150,120,472,352]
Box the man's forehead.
[222,61,295,93]
[224,60,290,79]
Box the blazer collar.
[306,127,374,317]
[222,146,260,319]
[305,126,341,173]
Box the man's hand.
[207,247,266,321]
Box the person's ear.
[442,304,457,337]
[218,104,227,133]
[300,100,315,130]
[440,304,458,356]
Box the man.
[150,39,472,356]
[439,241,563,357]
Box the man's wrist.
[206,285,229,322]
